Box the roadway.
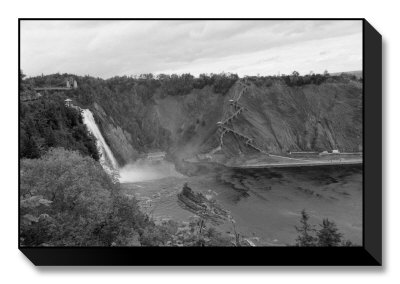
[229,158,363,169]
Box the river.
[120,162,362,246]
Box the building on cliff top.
[65,99,73,107]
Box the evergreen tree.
[316,218,343,247]
[19,95,99,161]
[295,209,317,246]
[20,131,41,159]
[19,69,26,92]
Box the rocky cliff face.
[154,86,225,161]
[92,102,139,165]
[87,78,362,167]
[219,80,362,156]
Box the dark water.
[121,164,362,246]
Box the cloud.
[21,20,362,78]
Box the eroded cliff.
[30,74,362,167]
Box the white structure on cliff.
[66,78,78,89]
[64,98,73,107]
[147,152,166,161]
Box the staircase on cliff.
[216,79,270,156]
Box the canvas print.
[19,20,363,248]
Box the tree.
[294,210,357,247]
[20,69,35,94]
[212,73,239,95]
[19,148,150,246]
[295,209,317,246]
[20,128,41,159]
[19,69,26,91]
[316,218,343,247]
[20,148,114,246]
[19,95,100,161]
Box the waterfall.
[81,109,119,172]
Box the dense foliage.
[20,70,34,94]
[246,70,361,88]
[157,72,239,97]
[25,72,74,88]
[20,148,233,246]
[27,72,239,106]
[20,148,147,246]
[20,94,99,160]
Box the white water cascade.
[81,109,119,173]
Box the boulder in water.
[177,183,229,224]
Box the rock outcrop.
[177,183,229,224]
[92,103,139,164]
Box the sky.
[21,20,362,78]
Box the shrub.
[19,148,146,246]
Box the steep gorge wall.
[151,80,362,161]
[90,101,171,166]
[78,78,362,166]
[91,102,138,165]
[220,80,362,156]
[155,86,225,160]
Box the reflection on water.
[121,164,362,246]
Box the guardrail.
[34,87,73,91]
[217,80,270,155]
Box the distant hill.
[331,70,362,79]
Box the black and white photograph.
[19,19,365,249]
[3,0,400,280]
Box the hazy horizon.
[23,69,362,80]
[21,20,362,79]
